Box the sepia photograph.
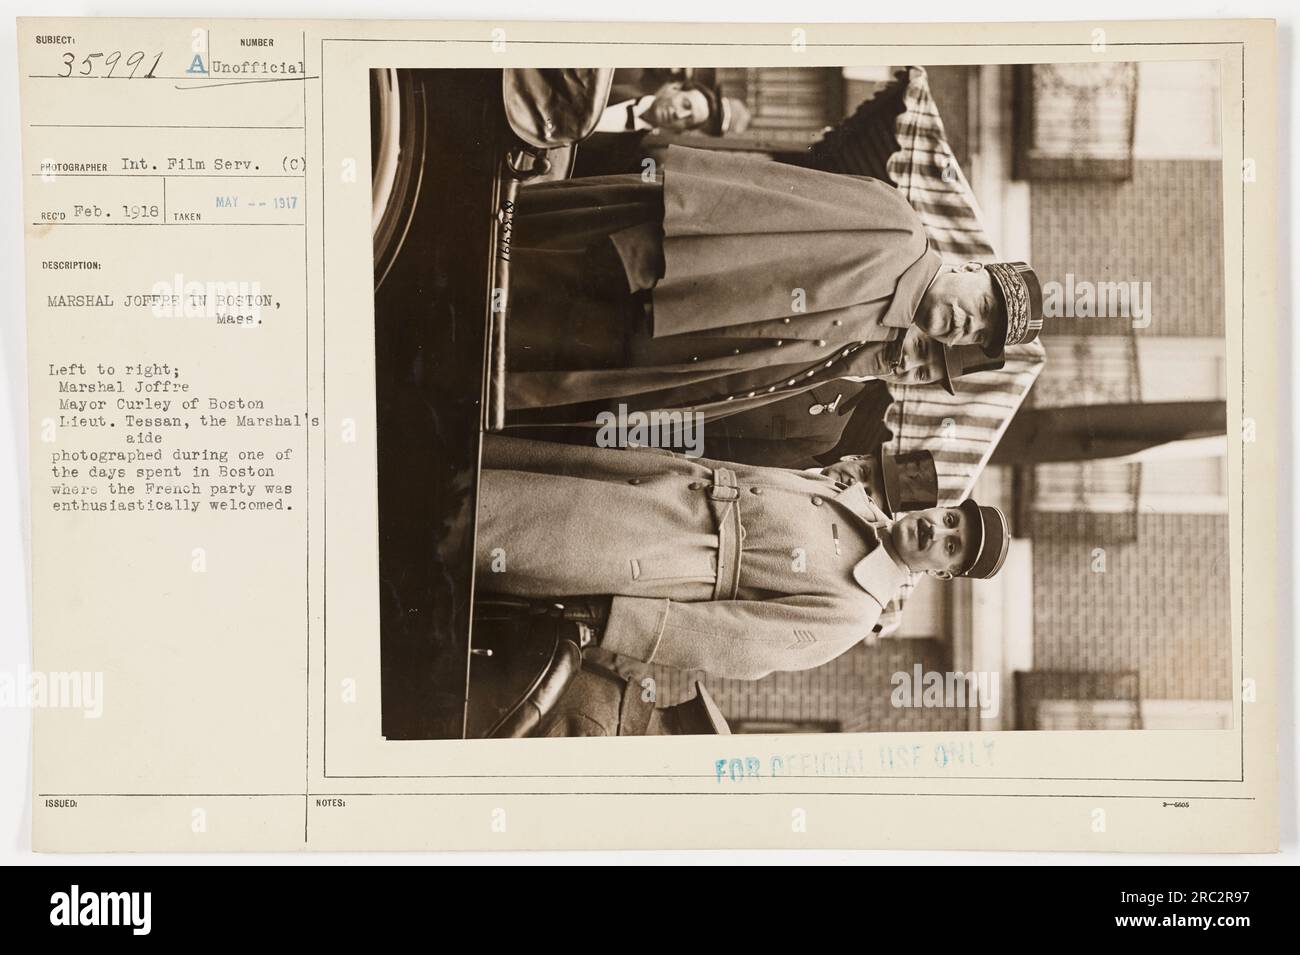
[8,7,1283,868]
[370,61,1232,741]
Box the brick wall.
[655,509,1234,732]
[651,639,975,733]
[1030,159,1224,338]
[1031,511,1232,701]
[1027,159,1231,708]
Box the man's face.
[916,264,1001,350]
[890,506,975,577]
[822,455,880,495]
[885,325,946,386]
[649,82,710,130]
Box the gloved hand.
[554,596,612,625]
[550,596,612,647]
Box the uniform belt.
[706,467,742,600]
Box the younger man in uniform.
[475,435,1010,680]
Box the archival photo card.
[16,17,1279,852]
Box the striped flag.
[877,67,1047,630]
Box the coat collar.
[833,481,891,525]
[834,483,912,606]
[881,242,945,331]
[597,96,654,133]
[852,540,911,609]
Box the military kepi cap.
[877,448,939,514]
[956,499,1011,580]
[985,262,1044,359]
[938,343,1006,395]
[666,681,731,735]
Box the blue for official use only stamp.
[714,738,996,782]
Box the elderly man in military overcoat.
[504,144,1043,425]
[475,434,1009,681]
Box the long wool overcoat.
[475,435,910,680]
[505,145,943,421]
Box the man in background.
[576,79,751,177]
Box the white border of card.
[17,17,1277,852]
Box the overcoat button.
[750,487,763,495]
[688,481,704,490]
[628,479,642,485]
[811,497,824,506]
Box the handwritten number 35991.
[60,51,163,79]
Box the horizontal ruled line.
[31,173,305,178]
[321,37,1245,47]
[175,76,320,91]
[35,791,1258,800]
[27,74,299,80]
[31,221,304,227]
[31,123,305,130]
[38,793,305,798]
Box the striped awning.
[876,67,1046,632]
[884,66,1047,506]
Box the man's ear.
[838,454,864,462]
[927,569,954,581]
